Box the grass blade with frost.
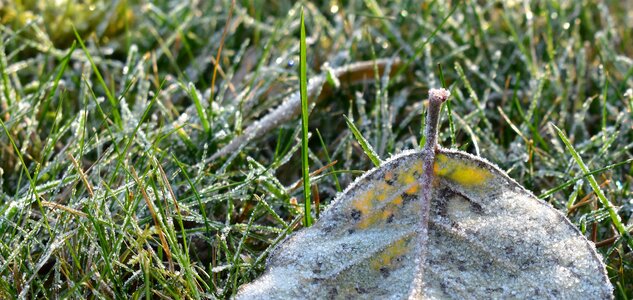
[553,124,633,250]
[343,115,382,167]
[73,25,122,128]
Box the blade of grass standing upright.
[72,25,122,129]
[299,8,312,227]
[438,64,455,147]
[0,43,12,106]
[187,82,210,135]
[316,129,341,193]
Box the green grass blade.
[539,158,633,199]
[438,63,446,88]
[0,43,12,106]
[171,154,212,237]
[553,124,633,249]
[316,129,341,193]
[344,115,382,167]
[108,79,165,185]
[187,82,210,135]
[299,8,312,227]
[454,63,491,130]
[0,118,52,236]
[391,3,460,85]
[601,79,608,142]
[39,41,76,127]
[438,64,455,147]
[72,25,122,128]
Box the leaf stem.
[410,88,450,297]
[423,89,450,153]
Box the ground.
[0,0,632,299]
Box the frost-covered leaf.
[236,89,612,299]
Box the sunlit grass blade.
[553,124,633,250]
[454,63,491,130]
[299,8,312,227]
[539,158,633,199]
[601,79,608,142]
[344,115,382,167]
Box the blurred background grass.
[0,0,632,298]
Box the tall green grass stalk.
[299,8,312,227]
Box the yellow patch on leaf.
[375,182,393,202]
[353,189,374,215]
[370,239,409,271]
[405,184,419,195]
[392,195,403,205]
[434,154,491,186]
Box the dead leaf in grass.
[236,89,612,299]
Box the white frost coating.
[235,149,612,299]
[428,88,451,103]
